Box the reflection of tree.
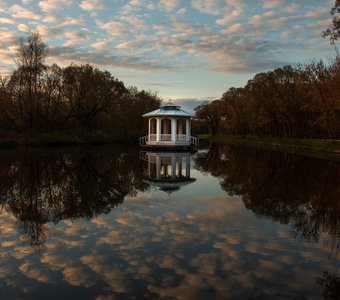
[0,146,148,248]
[317,271,340,300]
[194,145,340,250]
[194,144,228,178]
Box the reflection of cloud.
[95,295,116,300]
[0,266,11,278]
[80,255,132,293]
[62,266,95,287]
[41,253,96,287]
[0,184,339,299]
[92,215,111,227]
[95,230,127,245]
[19,261,54,283]
[2,240,16,247]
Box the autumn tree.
[195,62,339,139]
[195,100,227,135]
[222,87,252,137]
[108,87,160,138]
[244,66,311,138]
[62,64,127,131]
[302,60,339,139]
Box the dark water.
[0,144,340,299]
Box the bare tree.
[323,0,340,56]
[12,32,47,135]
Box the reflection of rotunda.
[140,151,196,194]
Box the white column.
[148,118,151,140]
[156,118,161,142]
[186,119,190,142]
[171,118,177,142]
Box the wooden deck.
[140,144,197,151]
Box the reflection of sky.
[0,157,339,299]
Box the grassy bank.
[0,132,138,147]
[198,135,340,161]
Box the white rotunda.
[139,102,199,149]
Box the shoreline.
[199,135,340,161]
[0,133,138,148]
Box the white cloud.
[225,23,243,34]
[62,17,85,27]
[63,30,89,47]
[158,0,181,11]
[9,4,40,20]
[39,0,73,12]
[282,4,300,14]
[216,7,243,25]
[91,40,110,51]
[0,18,16,25]
[0,0,334,93]
[119,15,147,28]
[80,0,105,11]
[177,7,186,14]
[43,14,59,24]
[35,24,62,38]
[96,20,127,37]
[280,30,293,40]
[0,0,8,13]
[42,16,84,27]
[262,0,287,9]
[305,7,329,19]
[129,0,143,6]
[17,23,30,32]
[0,29,18,46]
[116,40,145,51]
[191,0,222,15]
[249,14,264,29]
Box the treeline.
[195,60,340,139]
[0,33,160,143]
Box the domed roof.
[142,101,195,118]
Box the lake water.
[0,144,339,299]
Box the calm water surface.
[0,144,339,299]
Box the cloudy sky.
[0,0,337,108]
